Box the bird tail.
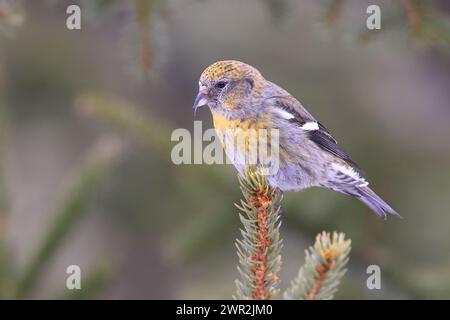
[354,186,401,220]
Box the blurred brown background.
[1,0,450,299]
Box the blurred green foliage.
[12,137,122,298]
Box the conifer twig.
[135,0,154,73]
[284,231,351,300]
[234,168,282,300]
[403,0,423,34]
[323,0,345,27]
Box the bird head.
[193,60,265,118]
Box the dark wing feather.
[262,94,359,169]
[307,129,359,168]
[264,95,316,125]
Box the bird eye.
[215,81,227,89]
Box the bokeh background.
[1,0,450,299]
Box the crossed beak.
[193,85,209,115]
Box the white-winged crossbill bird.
[193,60,399,219]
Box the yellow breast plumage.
[212,112,275,170]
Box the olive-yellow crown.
[199,60,265,86]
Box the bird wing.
[262,94,360,169]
